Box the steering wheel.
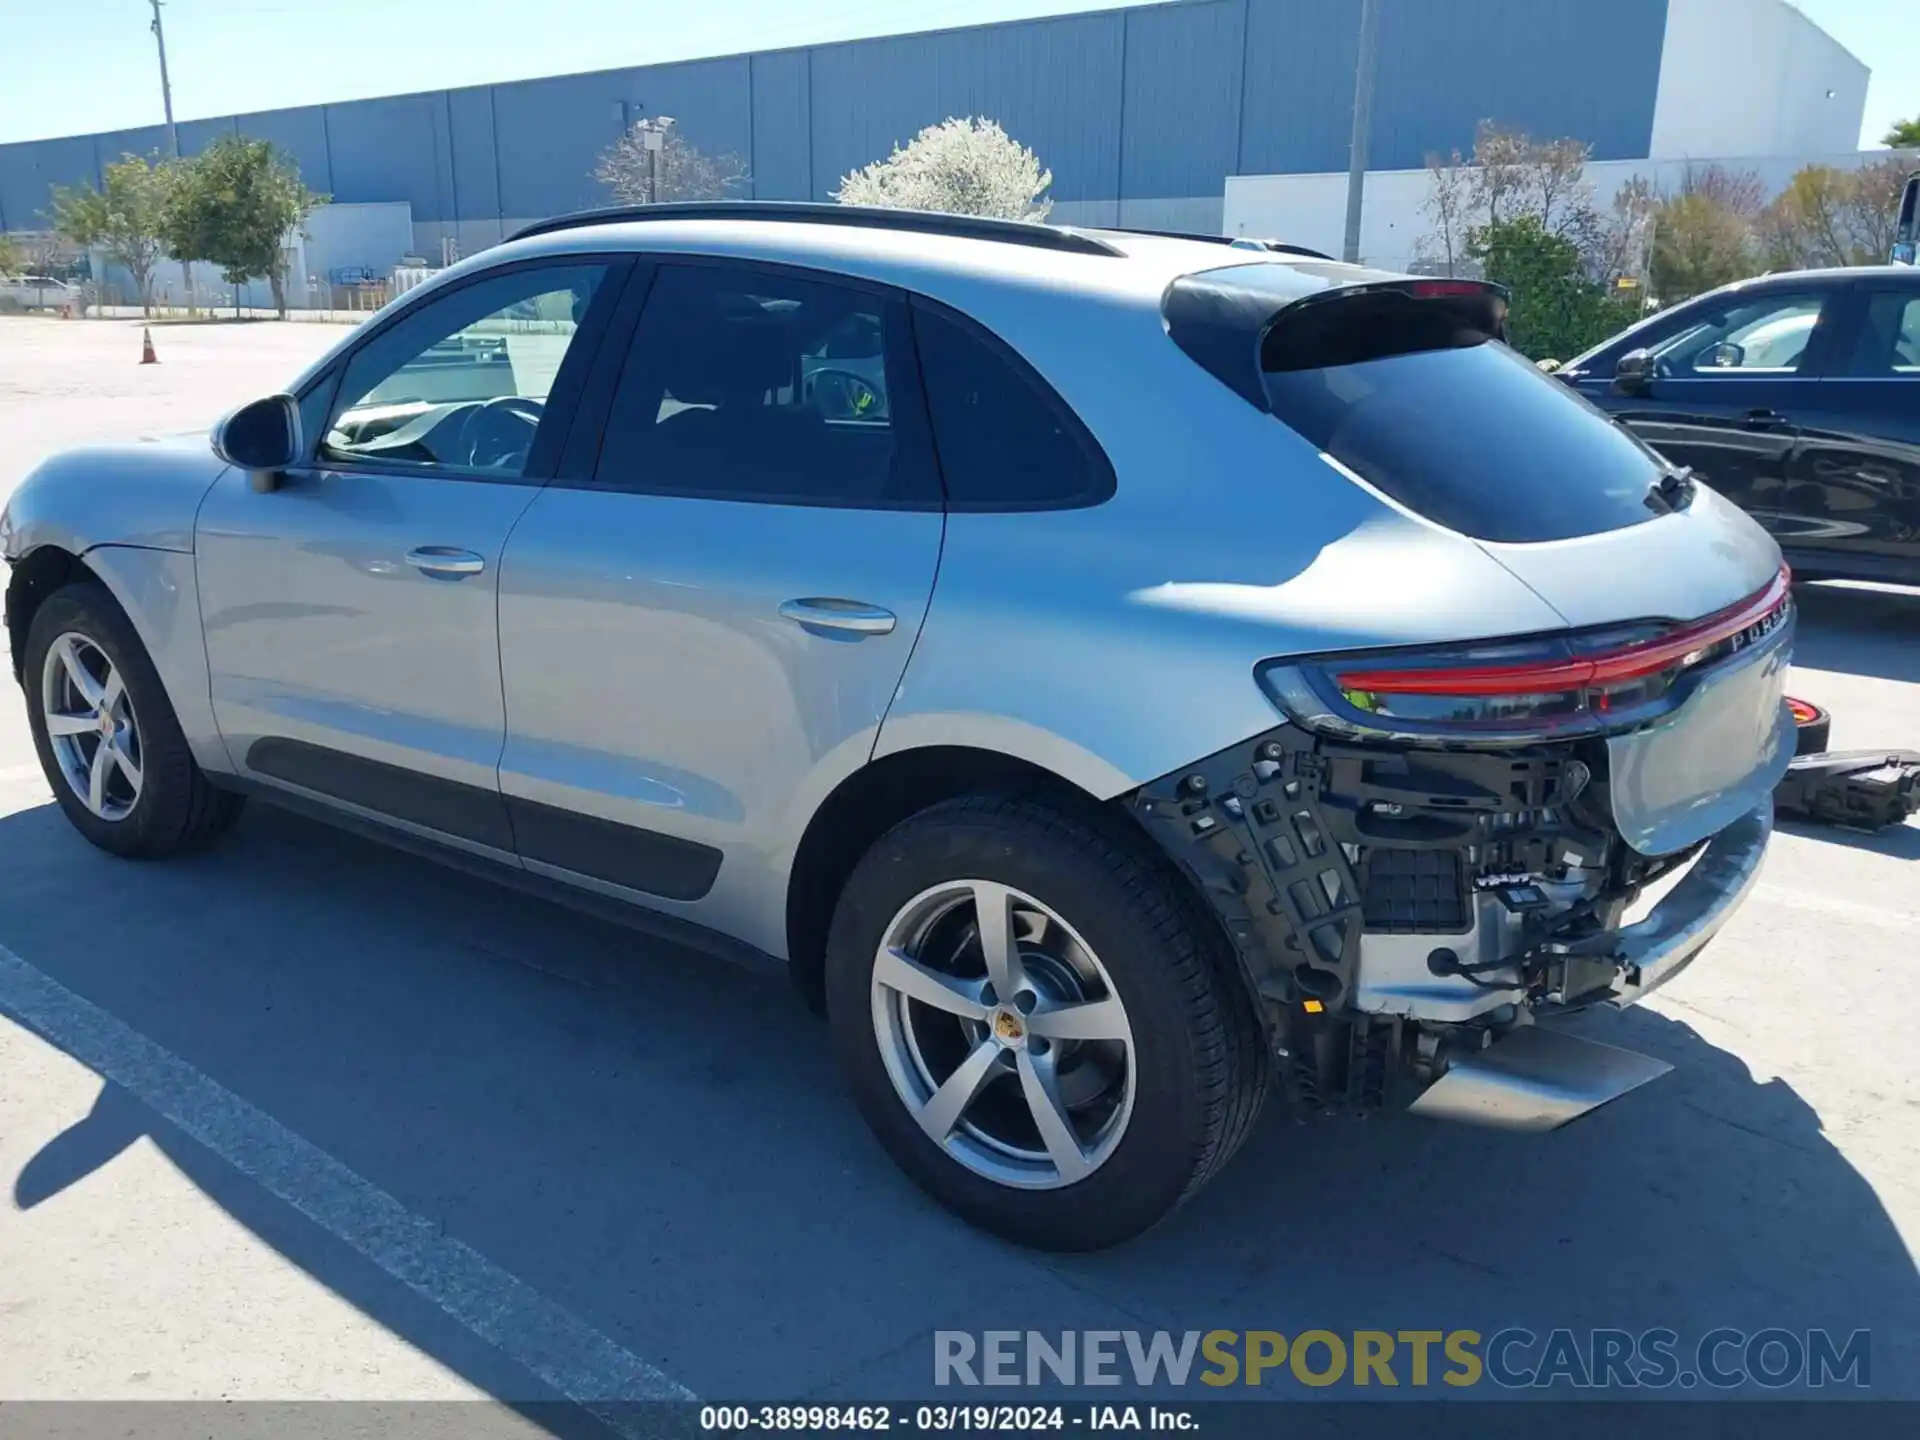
[460,394,544,470]
[808,368,881,422]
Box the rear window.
[1263,335,1668,544]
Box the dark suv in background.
[1561,267,1920,587]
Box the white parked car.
[0,274,82,314]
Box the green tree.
[1884,115,1920,149]
[1468,214,1635,361]
[1650,191,1756,302]
[49,152,176,314]
[0,232,21,276]
[162,136,325,318]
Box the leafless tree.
[1469,121,1532,229]
[1675,162,1768,219]
[1526,136,1594,235]
[1416,149,1471,276]
[595,121,750,205]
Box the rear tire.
[825,794,1268,1251]
[24,582,244,858]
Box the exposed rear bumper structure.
[1131,713,1777,1128]
[1556,800,1771,1013]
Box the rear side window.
[593,262,938,507]
[911,304,1114,509]
[1842,291,1920,376]
[1264,339,1668,544]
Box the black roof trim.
[507,201,1126,257]
[1087,225,1336,261]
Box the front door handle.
[404,546,486,578]
[1742,409,1789,430]
[778,598,897,635]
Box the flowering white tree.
[834,117,1052,221]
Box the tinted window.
[323,264,607,477]
[1263,340,1667,544]
[592,264,934,507]
[912,305,1113,509]
[1650,293,1826,375]
[1842,291,1920,376]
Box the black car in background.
[1560,267,1920,587]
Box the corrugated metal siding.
[490,71,631,219]
[233,107,334,194]
[0,0,1672,237]
[750,51,813,201]
[1120,0,1243,201]
[91,125,173,169]
[0,134,97,230]
[1240,0,1363,176]
[1371,0,1668,167]
[323,94,446,219]
[808,13,1124,203]
[446,87,501,223]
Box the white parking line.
[0,942,693,1423]
[0,763,47,784]
[1751,883,1916,934]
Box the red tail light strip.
[1333,566,1792,697]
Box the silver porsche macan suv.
[3,204,1794,1250]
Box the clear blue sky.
[0,0,1912,149]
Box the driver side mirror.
[213,394,301,493]
[1613,348,1655,396]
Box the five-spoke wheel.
[24,580,243,857]
[41,632,144,820]
[828,795,1269,1251]
[872,879,1136,1190]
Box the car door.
[196,257,625,855]
[1596,288,1840,527]
[494,259,944,951]
[1777,284,1920,582]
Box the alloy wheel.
[870,879,1136,1190]
[41,632,144,821]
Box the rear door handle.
[404,546,486,578]
[778,598,897,635]
[1742,409,1790,430]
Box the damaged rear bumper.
[1557,799,1771,1012]
[1130,718,1776,1125]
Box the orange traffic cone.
[140,326,158,365]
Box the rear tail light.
[1260,567,1792,744]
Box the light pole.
[149,0,179,160]
[1341,0,1382,265]
[150,0,193,311]
[639,116,674,204]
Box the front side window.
[1841,291,1920,377]
[593,263,935,506]
[1651,293,1826,375]
[321,264,607,477]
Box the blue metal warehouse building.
[0,0,1859,257]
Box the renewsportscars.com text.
[933,1328,1871,1390]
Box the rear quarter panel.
[875,285,1573,795]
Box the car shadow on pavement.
[1778,816,1920,860]
[2,797,1915,1416]
[1791,582,1920,686]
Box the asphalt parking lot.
[0,317,1916,1416]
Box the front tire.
[24,582,244,858]
[825,794,1268,1251]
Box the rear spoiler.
[1162,274,1511,410]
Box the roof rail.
[1087,225,1335,262]
[507,201,1126,257]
